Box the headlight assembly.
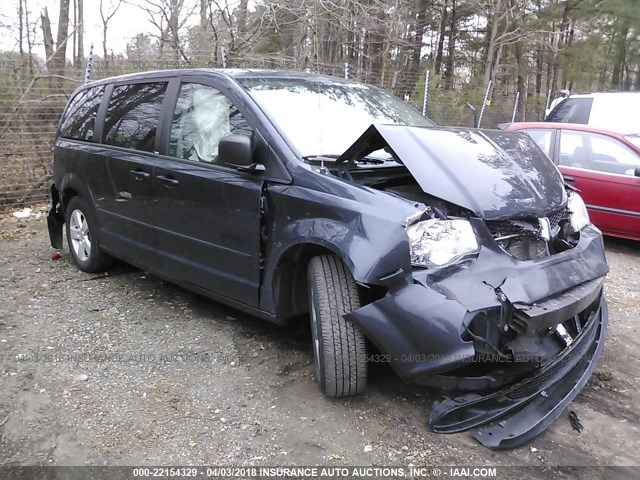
[567,192,590,231]
[406,219,479,268]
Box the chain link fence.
[0,52,547,210]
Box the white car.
[545,91,640,134]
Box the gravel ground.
[0,206,639,468]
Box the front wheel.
[308,255,367,397]
[65,196,113,273]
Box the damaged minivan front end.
[336,125,608,449]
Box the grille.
[487,220,530,239]
[548,209,568,230]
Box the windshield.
[238,77,434,158]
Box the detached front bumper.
[431,295,607,449]
[346,225,609,448]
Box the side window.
[558,130,589,168]
[588,133,640,175]
[522,129,553,157]
[169,83,252,164]
[103,82,167,152]
[59,85,105,141]
[546,97,593,124]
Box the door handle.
[157,175,179,186]
[563,175,575,183]
[130,169,150,180]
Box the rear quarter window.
[545,98,593,124]
[59,85,105,142]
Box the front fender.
[261,182,416,316]
[275,217,410,284]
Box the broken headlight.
[567,192,590,231]
[406,219,479,268]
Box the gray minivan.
[48,68,609,449]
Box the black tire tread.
[309,255,367,397]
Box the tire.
[308,254,367,397]
[65,196,113,273]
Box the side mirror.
[635,167,640,177]
[218,134,254,168]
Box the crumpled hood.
[337,125,567,220]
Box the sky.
[0,0,204,59]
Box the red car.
[506,122,640,241]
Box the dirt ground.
[0,206,639,469]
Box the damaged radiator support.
[486,208,574,261]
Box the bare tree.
[25,0,35,74]
[443,0,456,90]
[42,0,71,90]
[99,0,123,61]
[137,0,196,62]
[197,0,208,62]
[40,7,54,79]
[18,0,24,56]
[77,0,84,65]
[72,0,76,62]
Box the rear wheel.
[307,254,367,397]
[65,196,113,273]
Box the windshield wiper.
[303,154,342,162]
[303,154,389,165]
[356,156,388,164]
